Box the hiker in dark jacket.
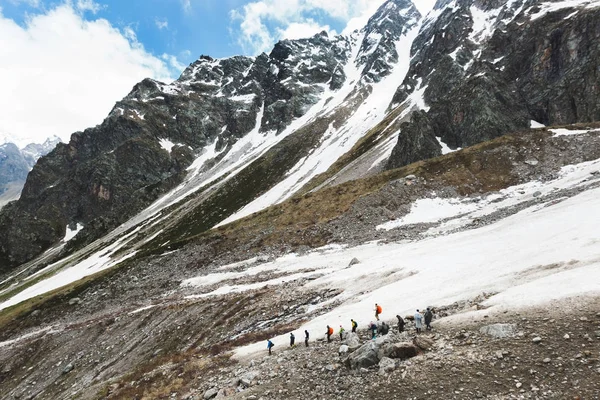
[424,307,433,331]
[396,315,405,333]
[369,321,377,339]
[379,321,389,335]
[290,332,295,347]
[304,330,309,347]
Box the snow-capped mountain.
[0,0,598,270]
[0,136,61,209]
[386,0,600,168]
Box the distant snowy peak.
[0,131,19,147]
[21,136,62,162]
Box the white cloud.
[231,0,439,54]
[0,3,181,147]
[7,0,41,7]
[231,0,387,54]
[75,0,102,14]
[277,20,336,40]
[155,17,168,30]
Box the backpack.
[352,320,358,329]
[376,305,382,314]
[328,327,334,335]
[425,310,432,319]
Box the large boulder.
[238,370,259,388]
[480,324,517,339]
[413,335,435,351]
[379,342,418,360]
[344,341,380,369]
[343,332,361,351]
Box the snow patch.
[530,0,600,20]
[63,223,84,243]
[530,120,546,128]
[550,128,600,137]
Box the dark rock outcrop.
[386,0,600,169]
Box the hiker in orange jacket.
[326,325,334,342]
[375,303,382,321]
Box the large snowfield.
[186,158,600,357]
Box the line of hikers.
[267,304,435,354]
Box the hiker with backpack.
[375,303,382,321]
[326,325,334,343]
[414,309,423,334]
[351,319,358,333]
[379,321,389,335]
[339,325,345,341]
[305,330,309,347]
[290,332,295,347]
[267,339,274,355]
[369,321,377,339]
[424,307,433,331]
[396,314,405,333]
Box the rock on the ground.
[380,342,419,360]
[479,324,517,338]
[344,332,361,350]
[413,335,435,351]
[239,371,259,388]
[215,387,236,398]
[62,363,74,374]
[204,388,218,399]
[344,341,380,369]
[348,258,360,267]
[339,345,349,355]
[379,357,396,375]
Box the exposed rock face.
[386,0,600,168]
[0,0,422,270]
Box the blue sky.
[0,0,435,146]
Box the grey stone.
[532,337,542,344]
[348,257,360,267]
[413,335,435,351]
[343,332,361,350]
[344,341,380,369]
[380,342,418,360]
[203,389,218,399]
[61,363,74,374]
[68,297,81,306]
[338,345,349,355]
[239,371,259,388]
[378,357,396,374]
[479,324,517,338]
